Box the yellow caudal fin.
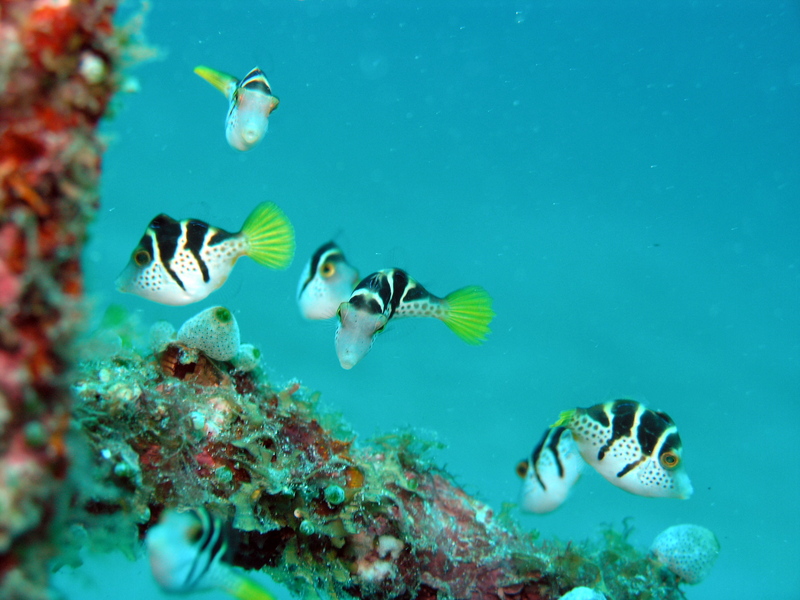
[194,65,239,97]
[222,573,278,600]
[551,409,576,428]
[442,286,495,345]
[240,202,295,269]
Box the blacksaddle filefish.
[297,241,360,320]
[146,507,276,600]
[552,399,693,499]
[115,202,295,306]
[194,65,279,151]
[335,268,495,369]
[516,426,584,514]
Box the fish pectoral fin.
[194,65,239,98]
[264,95,280,115]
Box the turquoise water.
[56,1,799,599]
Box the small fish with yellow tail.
[146,507,277,600]
[335,268,495,369]
[116,202,295,306]
[516,426,584,514]
[194,65,279,151]
[297,241,360,320]
[552,399,693,499]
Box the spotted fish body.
[554,399,693,499]
[146,508,276,600]
[116,202,294,306]
[194,65,279,151]
[517,426,584,514]
[297,242,360,320]
[335,268,494,369]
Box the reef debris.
[0,0,132,596]
[66,319,688,600]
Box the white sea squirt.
[650,524,720,584]
[176,306,240,361]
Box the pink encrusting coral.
[0,0,122,596]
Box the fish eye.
[320,261,336,278]
[133,249,152,267]
[659,451,680,469]
[515,460,529,478]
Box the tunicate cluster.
[231,343,262,372]
[650,523,720,584]
[176,306,240,361]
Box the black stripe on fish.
[241,69,272,94]
[135,230,155,264]
[401,279,431,303]
[636,408,670,457]
[659,431,682,460]
[183,509,213,588]
[183,509,226,590]
[616,455,647,478]
[298,241,338,296]
[207,227,236,247]
[387,269,409,317]
[586,403,610,428]
[350,272,388,314]
[654,410,675,426]
[529,426,568,491]
[547,427,567,479]
[149,214,186,290]
[530,429,549,490]
[184,220,211,284]
[597,400,637,461]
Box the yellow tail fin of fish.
[223,574,278,600]
[552,409,576,428]
[442,286,495,344]
[194,65,239,97]
[241,202,295,269]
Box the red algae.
[0,0,121,596]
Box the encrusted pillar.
[0,1,119,597]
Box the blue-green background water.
[55,1,799,599]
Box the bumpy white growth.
[650,524,720,585]
[230,343,261,372]
[149,321,177,354]
[176,306,240,361]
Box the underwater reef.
[68,322,687,600]
[0,2,699,599]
